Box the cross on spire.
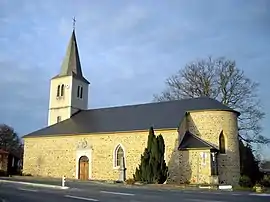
[72,17,76,30]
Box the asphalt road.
[0,182,269,202]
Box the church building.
[22,28,241,185]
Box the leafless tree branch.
[154,56,267,144]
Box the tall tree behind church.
[0,124,21,153]
[133,127,168,184]
[239,140,262,185]
[153,56,267,144]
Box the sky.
[0,0,269,157]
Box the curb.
[0,179,69,190]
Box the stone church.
[23,29,240,185]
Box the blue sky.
[0,0,269,157]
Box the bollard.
[62,175,66,187]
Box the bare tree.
[154,56,267,144]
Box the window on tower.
[57,116,61,123]
[77,86,83,99]
[61,84,65,96]
[80,87,83,99]
[57,85,60,97]
[77,86,80,98]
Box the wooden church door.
[79,156,89,180]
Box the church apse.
[185,110,240,185]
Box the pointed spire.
[57,25,90,84]
[59,30,82,76]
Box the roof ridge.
[86,97,239,116]
[86,97,207,111]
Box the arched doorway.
[78,156,89,180]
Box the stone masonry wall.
[0,154,8,172]
[187,111,240,185]
[167,116,187,183]
[23,129,178,181]
[178,150,212,184]
[23,110,240,185]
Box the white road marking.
[249,193,270,196]
[65,195,99,201]
[100,190,135,196]
[0,179,68,189]
[17,188,38,192]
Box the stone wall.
[23,129,178,181]
[178,149,212,184]
[167,116,187,183]
[0,153,8,172]
[187,110,240,185]
[23,110,240,185]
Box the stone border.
[0,179,69,190]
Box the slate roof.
[23,97,239,138]
[178,131,219,150]
[52,30,90,84]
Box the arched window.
[57,85,60,97]
[77,86,83,99]
[219,132,226,154]
[77,86,80,98]
[114,144,125,168]
[80,87,83,99]
[61,84,65,96]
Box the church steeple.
[53,29,90,84]
[60,30,82,76]
[48,20,90,126]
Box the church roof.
[178,131,219,150]
[52,30,90,84]
[23,97,239,138]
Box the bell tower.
[48,23,90,126]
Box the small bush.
[125,178,135,185]
[261,175,270,187]
[239,175,253,187]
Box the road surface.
[0,182,269,202]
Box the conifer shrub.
[133,127,168,184]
